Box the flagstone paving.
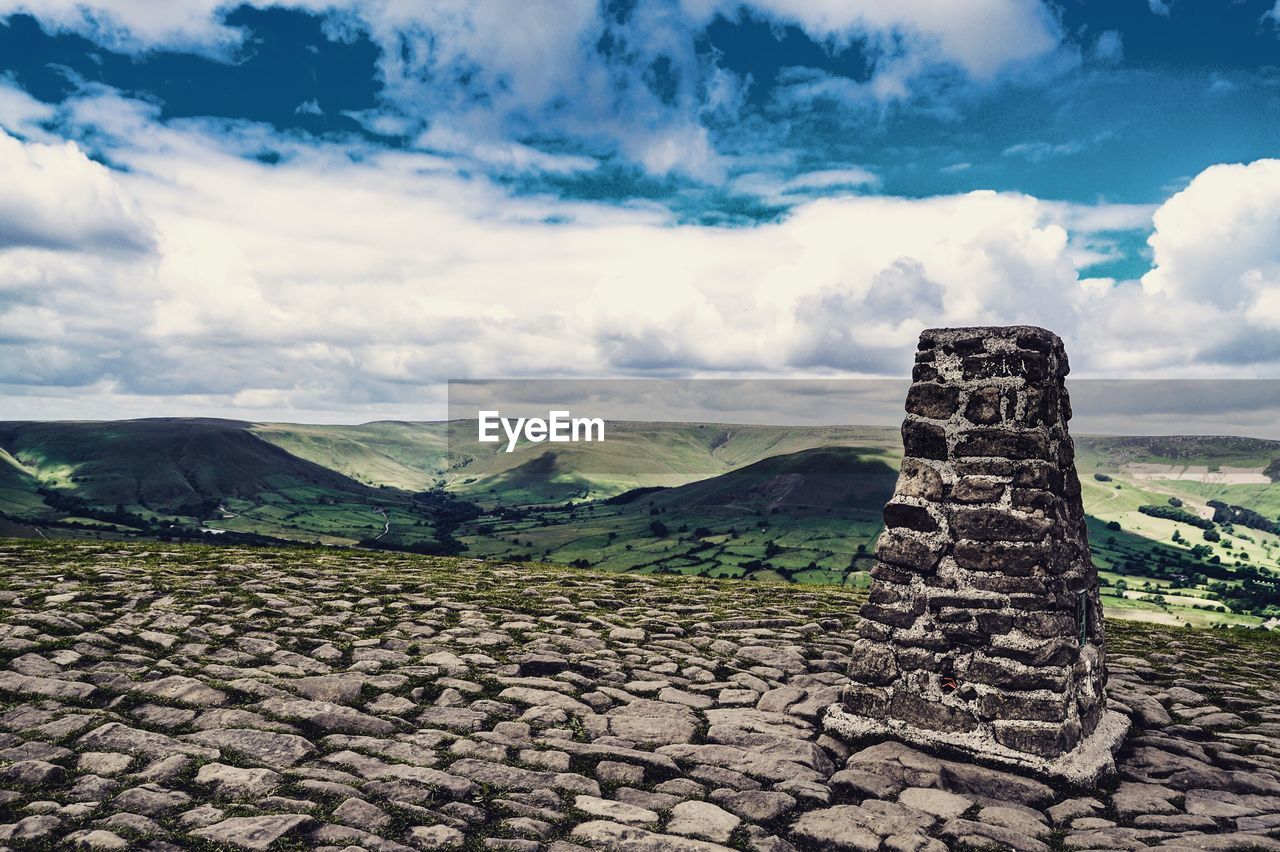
[0,541,1276,850]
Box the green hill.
[0,417,1277,626]
[0,418,901,546]
[252,421,450,492]
[1074,435,1280,556]
[644,445,897,514]
[457,445,896,585]
[257,420,902,507]
[0,449,46,517]
[0,419,476,548]
[1076,434,1280,470]
[0,419,374,514]
[445,421,902,506]
[1070,435,1280,627]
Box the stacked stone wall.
[844,325,1107,760]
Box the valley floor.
[0,542,1277,851]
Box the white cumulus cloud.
[0,0,240,53]
[718,0,1062,81]
[1143,159,1280,309]
[1124,159,1280,367]
[0,0,1071,182]
[0,128,153,253]
[0,98,1146,419]
[3,88,1280,421]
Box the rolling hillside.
[457,446,900,585]
[0,419,474,548]
[0,448,45,517]
[1075,434,1280,470]
[0,417,1277,627]
[1070,435,1280,627]
[0,419,375,513]
[252,421,451,493]
[644,445,898,514]
[446,421,902,505]
[255,420,901,506]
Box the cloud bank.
[0,0,1069,181]
[0,86,1276,423]
[0,3,1277,423]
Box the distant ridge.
[0,419,1277,624]
[0,419,374,514]
[646,446,897,515]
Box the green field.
[253,421,451,492]
[0,419,472,552]
[454,446,893,585]
[0,418,1277,629]
[1074,436,1280,626]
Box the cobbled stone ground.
[0,541,1277,852]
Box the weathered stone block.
[858,621,891,641]
[974,612,1014,634]
[950,477,1005,504]
[1057,433,1076,466]
[954,458,1014,478]
[894,647,939,671]
[843,686,889,717]
[987,635,1079,667]
[1019,385,1059,427]
[953,540,1048,575]
[1077,696,1102,736]
[965,655,1068,692]
[1011,488,1058,518]
[1015,331,1053,353]
[1008,593,1061,611]
[1063,467,1082,498]
[894,633,952,652]
[954,428,1051,461]
[940,624,987,645]
[896,459,945,501]
[993,719,1081,757]
[912,362,940,383]
[979,691,1069,723]
[861,603,921,629]
[1012,461,1059,490]
[847,640,899,686]
[935,608,974,624]
[963,386,1007,425]
[950,509,1052,543]
[867,585,902,606]
[962,351,1049,382]
[906,383,961,419]
[941,335,988,357]
[926,593,1002,611]
[869,561,914,585]
[1020,612,1076,638]
[969,574,1049,595]
[882,502,939,533]
[890,692,977,734]
[876,531,944,574]
[902,420,947,460]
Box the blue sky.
[1,1,1280,422]
[5,2,1278,209]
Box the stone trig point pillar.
[826,325,1129,785]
